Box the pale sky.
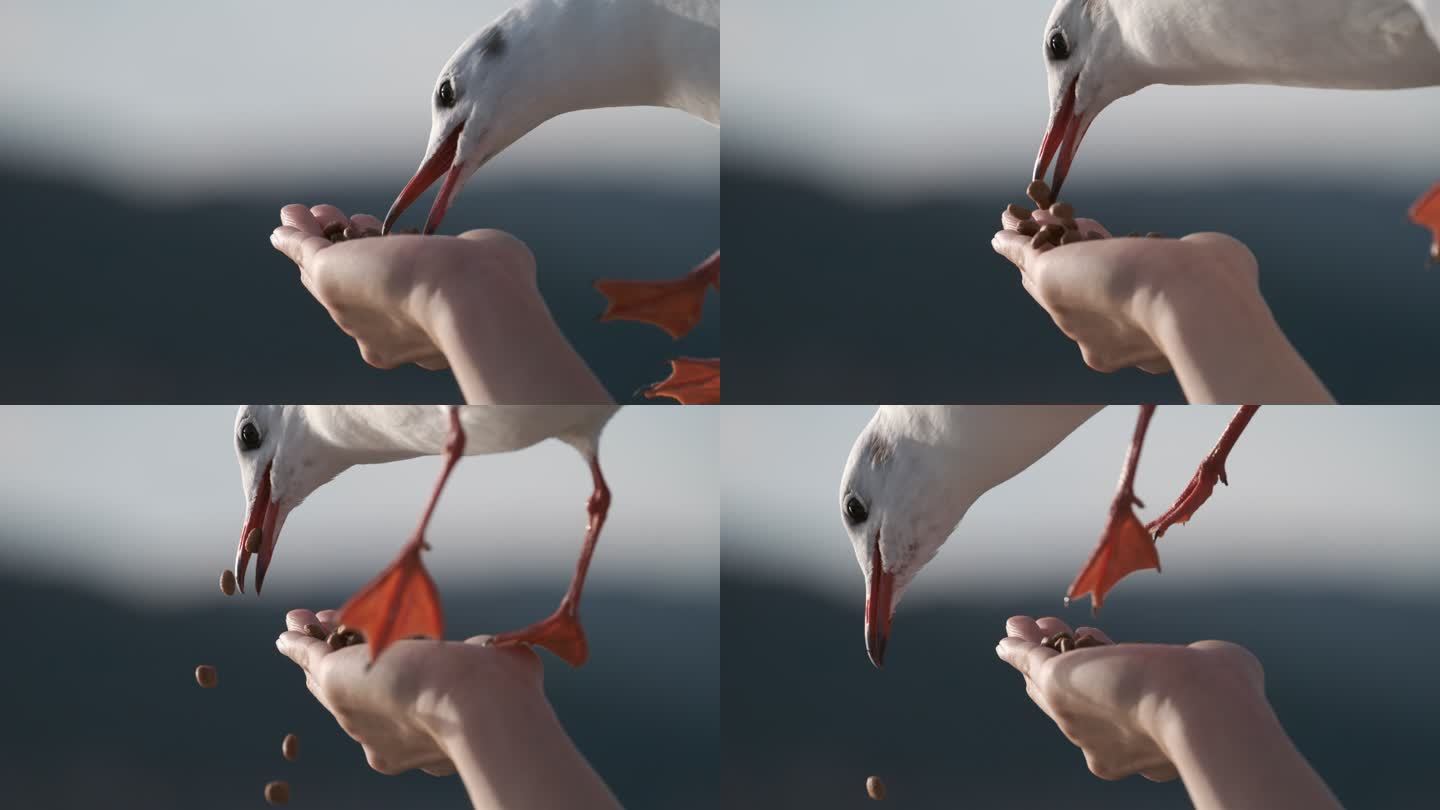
[722,406,1440,603]
[725,0,1440,196]
[0,406,718,607]
[0,0,717,200]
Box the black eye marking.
[239,422,262,451]
[436,78,457,108]
[1048,29,1071,61]
[845,495,869,526]
[478,27,506,58]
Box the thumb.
[272,226,331,269]
[992,230,1033,275]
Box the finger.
[1075,217,1110,237]
[1035,616,1074,639]
[351,213,383,232]
[996,636,1058,677]
[992,231,1033,273]
[276,630,330,672]
[1004,615,1044,643]
[286,609,320,633]
[316,609,340,628]
[280,204,325,236]
[1074,626,1115,645]
[272,226,331,268]
[310,204,352,233]
[1142,764,1180,782]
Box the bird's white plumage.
[1412,0,1440,47]
[838,405,1102,609]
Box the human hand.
[995,615,1265,783]
[992,209,1263,376]
[269,203,540,372]
[276,608,545,777]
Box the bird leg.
[1146,405,1259,539]
[489,455,611,668]
[338,406,465,663]
[1409,181,1440,264]
[1067,404,1161,612]
[595,250,719,339]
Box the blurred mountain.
[721,569,1438,810]
[0,571,718,810]
[0,165,718,403]
[722,164,1440,403]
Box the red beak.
[864,534,895,668]
[1033,77,1089,198]
[235,462,285,594]
[382,123,465,236]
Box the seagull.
[1030,0,1440,254]
[839,404,1259,668]
[232,404,617,666]
[381,0,720,340]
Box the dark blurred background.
[723,164,1439,403]
[0,165,718,404]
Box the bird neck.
[301,406,440,466]
[514,0,718,125]
[928,405,1102,496]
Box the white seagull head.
[383,8,542,235]
[838,408,979,668]
[1033,0,1143,196]
[233,405,348,593]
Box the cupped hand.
[269,203,539,372]
[995,615,1265,783]
[276,608,545,778]
[992,210,1261,376]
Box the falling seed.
[1017,220,1040,237]
[1005,203,1033,222]
[219,569,236,596]
[282,733,299,762]
[264,781,290,805]
[1026,179,1053,210]
[304,623,327,641]
[195,665,218,688]
[866,775,886,800]
[245,528,262,554]
[1049,201,1075,220]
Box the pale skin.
[991,214,1335,404]
[996,615,1342,810]
[277,609,623,810]
[270,204,613,405]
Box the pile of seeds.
[324,223,420,244]
[866,775,887,801]
[1040,630,1108,654]
[1006,179,1164,250]
[318,623,366,651]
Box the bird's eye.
[239,422,261,451]
[1047,30,1071,61]
[436,79,457,108]
[844,495,869,526]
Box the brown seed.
[1005,203,1033,222]
[1060,230,1082,246]
[326,632,346,651]
[1075,633,1107,649]
[281,733,299,761]
[245,528,262,554]
[1017,219,1040,237]
[1042,632,1073,650]
[195,665,218,688]
[1049,201,1075,220]
[1056,636,1075,653]
[1126,232,1141,238]
[219,569,236,596]
[1026,179,1053,210]
[1059,218,1079,232]
[323,222,345,239]
[304,623,327,641]
[1039,224,1065,244]
[343,225,364,240]
[264,781,290,805]
[363,228,383,238]
[1086,230,1105,240]
[866,775,886,800]
[1146,232,1164,239]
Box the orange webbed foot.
[642,357,720,404]
[336,540,444,663]
[1145,458,1227,540]
[595,251,719,339]
[1067,492,1161,612]
[1410,181,1440,263]
[489,608,588,668]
